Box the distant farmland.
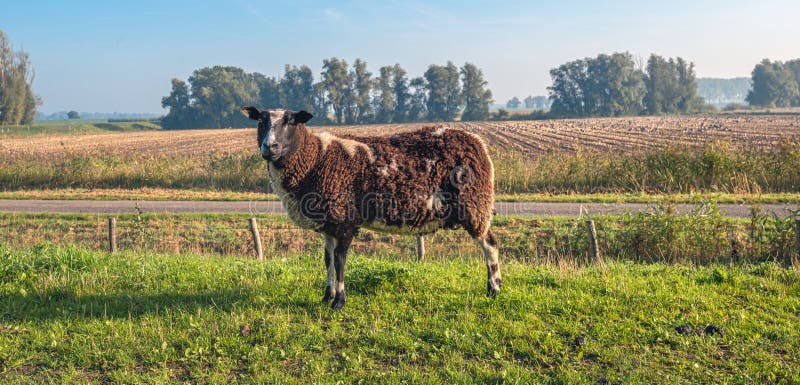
[2,114,799,195]
[2,114,800,158]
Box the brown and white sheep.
[241,106,501,309]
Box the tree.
[321,57,351,124]
[392,64,410,123]
[675,57,702,112]
[67,110,80,119]
[644,55,677,114]
[279,65,315,114]
[424,61,462,121]
[252,72,280,109]
[747,59,800,107]
[524,95,550,110]
[460,63,492,121]
[374,66,394,123]
[548,59,589,117]
[506,97,521,109]
[350,59,373,124]
[407,77,427,122]
[188,66,258,128]
[0,30,39,125]
[548,52,645,117]
[161,79,195,129]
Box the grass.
[0,121,160,138]
[2,144,800,196]
[4,188,800,204]
[0,244,798,383]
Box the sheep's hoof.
[487,279,501,297]
[331,292,346,310]
[322,286,335,303]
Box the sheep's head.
[240,106,313,161]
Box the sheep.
[241,106,501,309]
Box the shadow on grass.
[0,287,291,321]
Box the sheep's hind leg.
[476,230,502,297]
[322,235,337,303]
[332,235,354,310]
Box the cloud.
[323,8,344,22]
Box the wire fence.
[1,204,798,265]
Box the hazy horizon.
[2,0,799,114]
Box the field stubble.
[1,114,799,195]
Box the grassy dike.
[0,244,798,384]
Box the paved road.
[0,199,794,218]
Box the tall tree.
[548,59,590,117]
[374,66,394,123]
[524,95,550,110]
[424,61,462,121]
[188,66,258,128]
[549,52,644,117]
[279,65,315,113]
[0,30,39,125]
[252,72,280,109]
[392,64,410,123]
[644,55,681,114]
[321,57,351,124]
[675,57,702,112]
[407,76,427,122]
[747,59,799,107]
[161,79,195,129]
[506,97,521,109]
[460,63,492,121]
[350,59,373,124]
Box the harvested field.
[2,114,800,159]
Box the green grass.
[0,121,160,137]
[0,244,798,383]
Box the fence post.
[417,235,425,261]
[249,217,264,261]
[108,217,117,253]
[586,220,600,262]
[794,218,800,265]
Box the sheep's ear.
[293,110,313,124]
[240,106,262,120]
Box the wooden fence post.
[249,217,264,261]
[586,220,600,262]
[794,218,800,265]
[417,235,425,261]
[108,217,117,253]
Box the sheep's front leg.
[477,231,502,297]
[322,235,337,303]
[331,235,354,310]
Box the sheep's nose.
[269,143,280,150]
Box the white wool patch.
[432,127,448,136]
[465,130,495,233]
[314,132,375,163]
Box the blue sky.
[2,0,799,113]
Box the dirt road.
[0,200,793,218]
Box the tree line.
[547,52,704,118]
[746,59,800,108]
[0,30,38,125]
[160,59,493,129]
